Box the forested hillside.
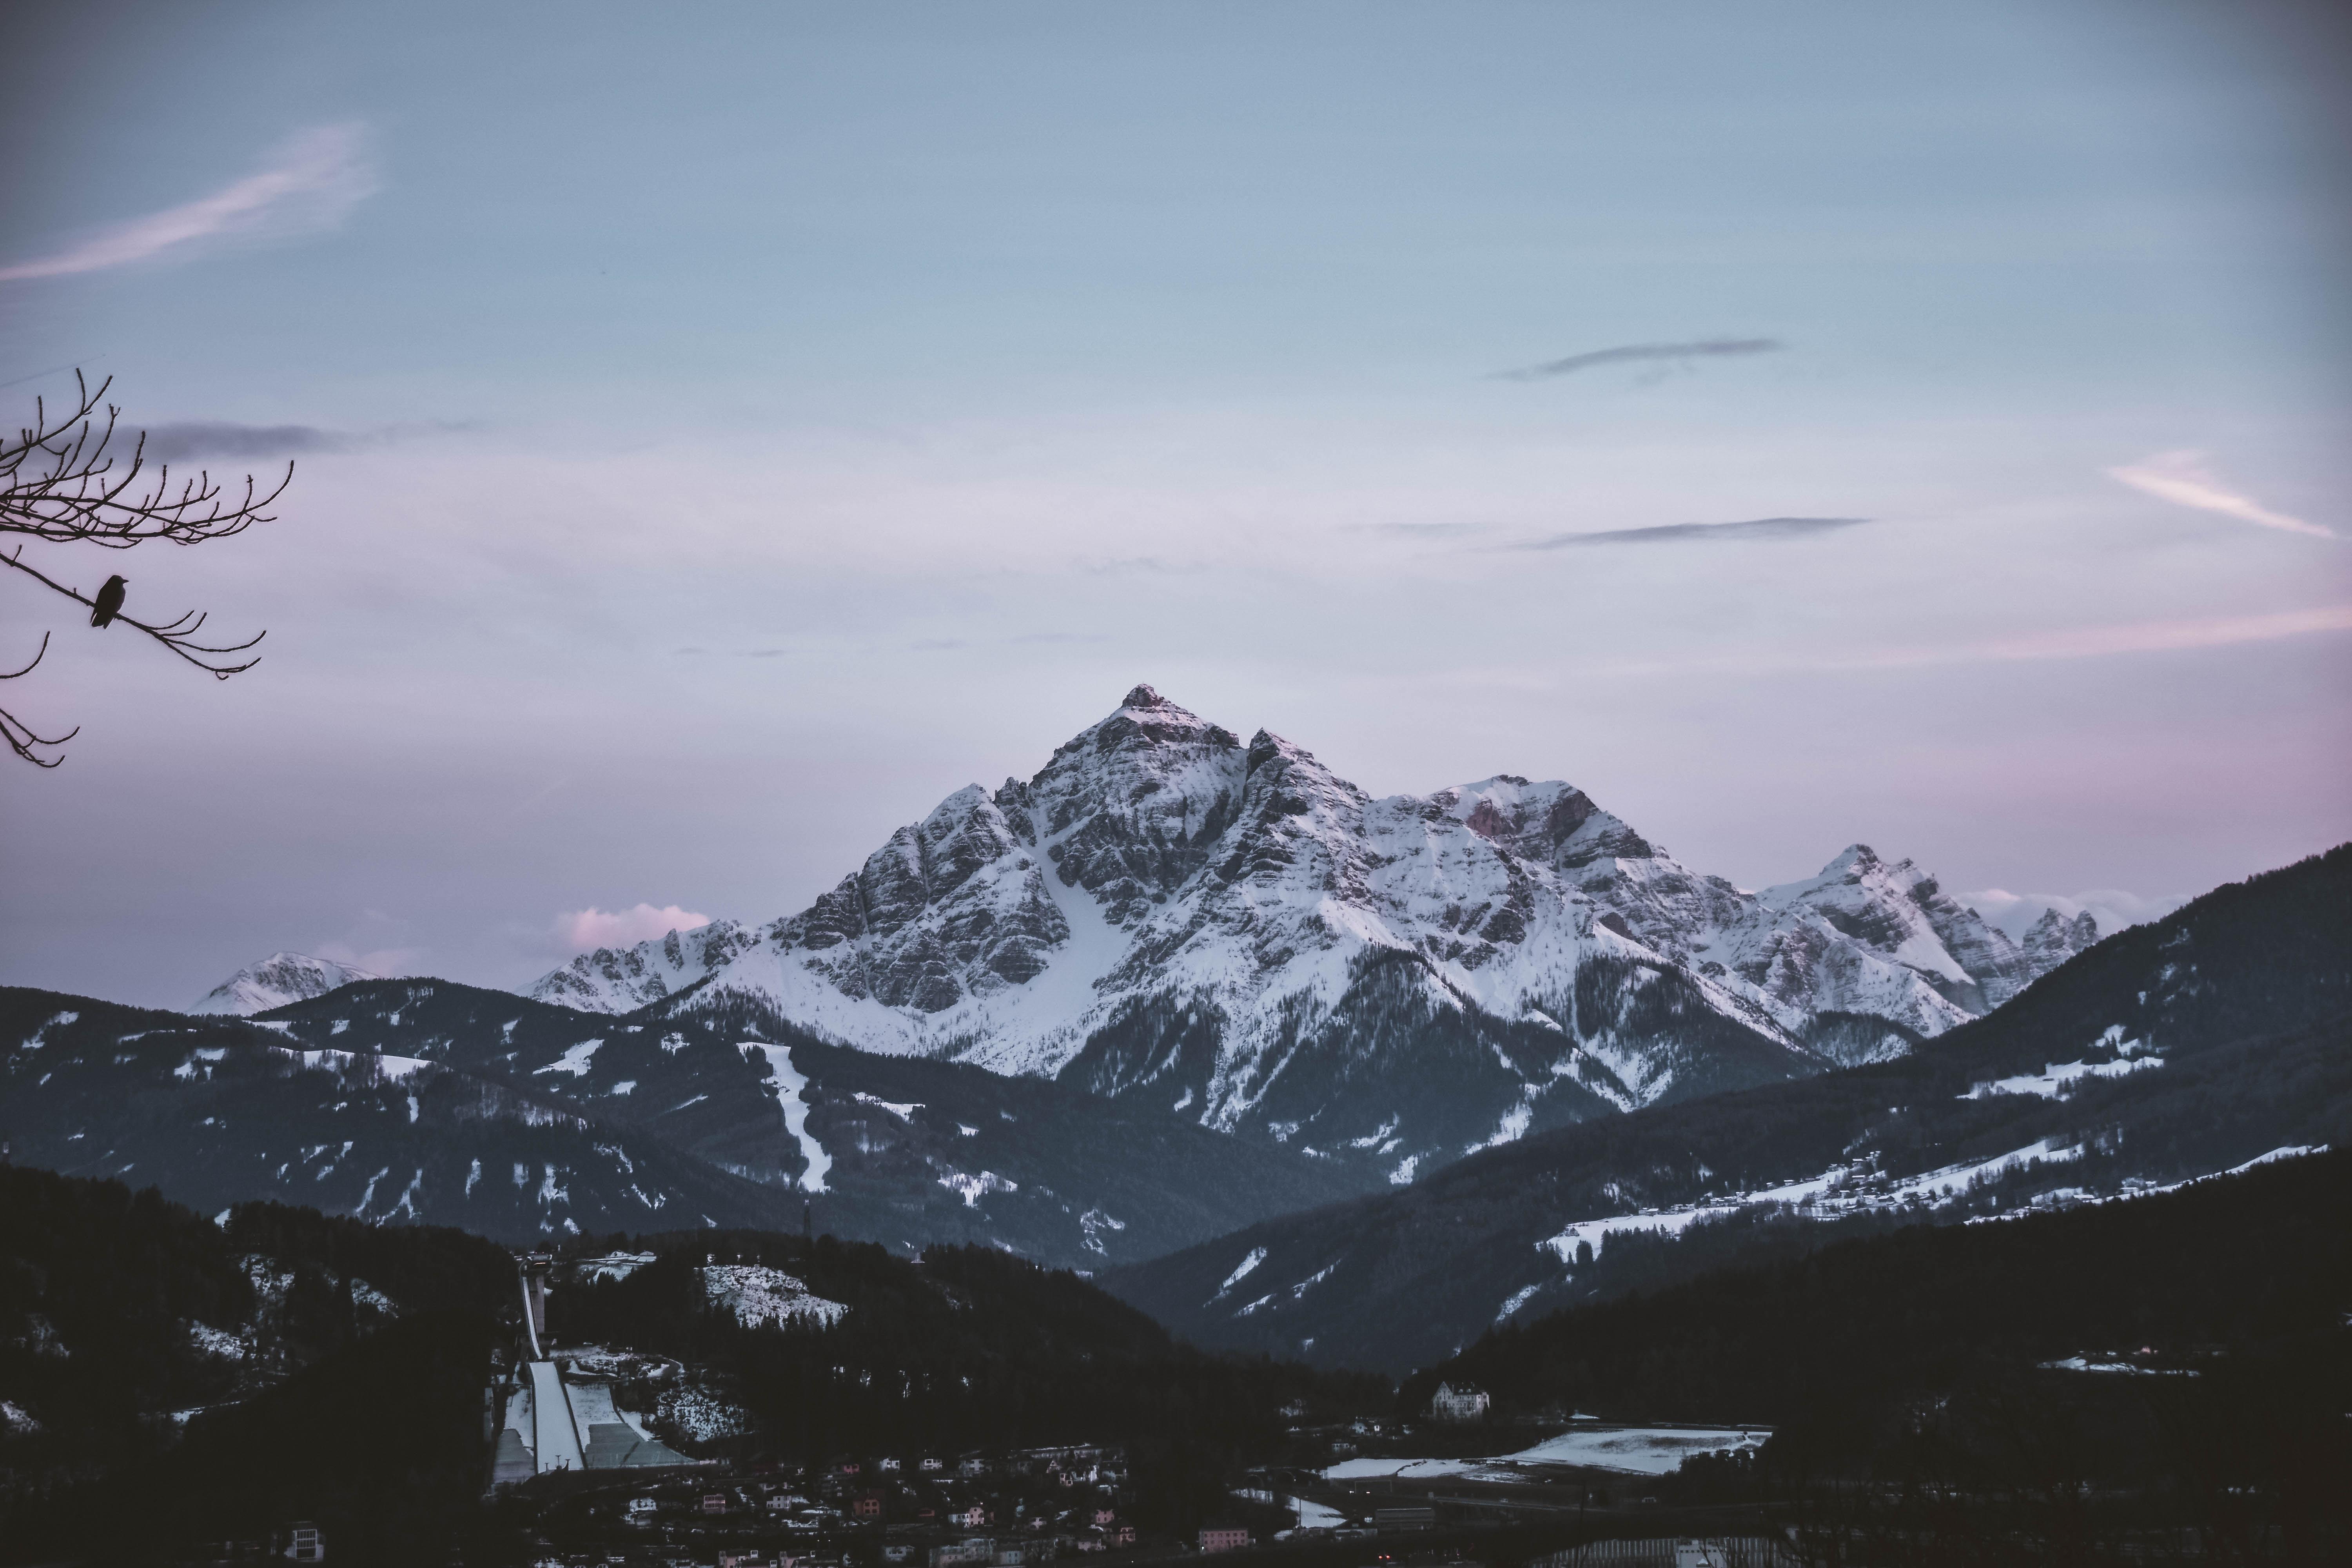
[0,973,1372,1267]
[548,1229,1387,1529]
[0,1163,516,1564]
[0,1165,1385,1564]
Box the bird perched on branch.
[90,575,127,629]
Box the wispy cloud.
[554,904,711,955]
[1602,603,2352,679]
[137,417,469,464]
[1957,603,2352,663]
[140,423,352,463]
[1514,516,1867,549]
[0,122,376,284]
[2107,451,2332,539]
[1494,336,1783,382]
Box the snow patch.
[533,1038,605,1077]
[744,1043,831,1192]
[701,1264,848,1329]
[1214,1247,1268,1299]
[937,1170,1018,1207]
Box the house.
[961,1505,990,1528]
[1112,1526,1135,1547]
[626,1497,658,1524]
[1429,1381,1489,1422]
[1198,1527,1249,1553]
[702,1493,730,1514]
[928,1538,995,1568]
[285,1521,325,1563]
[854,1495,883,1519]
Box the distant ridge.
[190,951,382,1016]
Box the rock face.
[527,687,2085,1181]
[2021,907,2102,971]
[190,953,381,1016]
[531,921,760,1011]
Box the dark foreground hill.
[1105,845,2352,1371]
[0,1161,516,1564]
[0,976,1371,1269]
[0,1164,1383,1566]
[1426,1147,2352,1561]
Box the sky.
[2,1,2347,1006]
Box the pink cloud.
[554,903,713,954]
[2107,451,2333,539]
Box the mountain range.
[1101,843,2352,1370]
[33,682,2335,1385]
[516,686,2098,1183]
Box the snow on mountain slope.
[526,687,2085,1180]
[1757,846,2084,1017]
[191,953,382,1016]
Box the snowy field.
[1505,1426,1768,1474]
[1324,1425,1769,1481]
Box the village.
[505,1443,1152,1568]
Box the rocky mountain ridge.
[526,686,2096,1182]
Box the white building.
[1429,1381,1489,1422]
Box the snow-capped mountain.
[190,952,382,1016]
[529,687,2089,1180]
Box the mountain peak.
[190,952,381,1016]
[1122,683,1166,709]
[1828,843,1883,874]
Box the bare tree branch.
[0,629,51,681]
[1,371,292,547]
[0,370,285,764]
[0,545,265,676]
[0,702,76,767]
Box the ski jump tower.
[490,1251,688,1484]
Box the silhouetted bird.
[90,575,126,628]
